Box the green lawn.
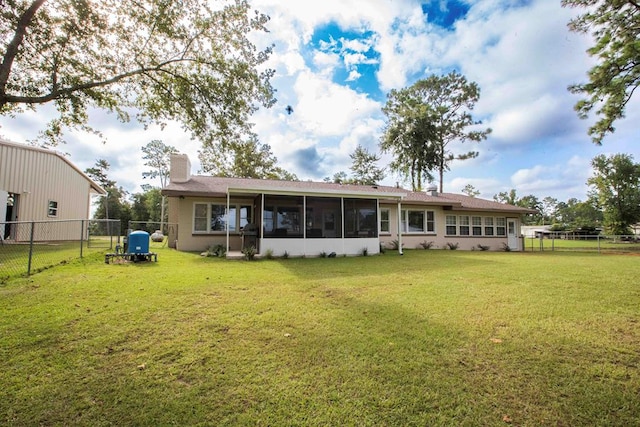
[0,240,109,281]
[1,247,639,426]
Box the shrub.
[501,243,512,252]
[207,244,226,258]
[263,248,274,259]
[282,251,289,259]
[242,245,257,261]
[319,251,327,258]
[446,242,459,250]
[476,244,490,251]
[361,247,368,257]
[419,240,434,249]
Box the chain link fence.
[524,234,640,254]
[0,219,120,282]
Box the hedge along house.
[163,154,534,256]
[0,138,106,241]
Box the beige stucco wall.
[379,203,521,251]
[171,195,254,252]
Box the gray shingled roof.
[163,175,535,214]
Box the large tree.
[555,197,603,229]
[587,153,640,235]
[141,140,177,231]
[380,72,490,192]
[562,0,640,144]
[142,140,178,189]
[349,144,385,185]
[199,132,297,181]
[0,0,275,147]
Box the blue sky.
[1,0,639,203]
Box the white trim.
[397,201,403,255]
[226,192,230,251]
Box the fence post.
[27,221,35,276]
[597,235,601,254]
[80,219,84,258]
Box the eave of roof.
[163,176,406,200]
[0,139,106,195]
[163,176,535,214]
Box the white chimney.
[170,153,191,183]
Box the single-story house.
[1,138,106,241]
[163,154,535,256]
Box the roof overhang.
[227,185,406,200]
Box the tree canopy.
[85,159,131,234]
[461,184,480,198]
[142,140,178,189]
[380,72,490,192]
[0,0,276,147]
[563,0,640,144]
[198,132,297,181]
[349,144,385,185]
[494,189,543,225]
[587,153,640,234]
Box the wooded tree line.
[489,153,640,235]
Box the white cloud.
[509,155,592,200]
[291,70,381,137]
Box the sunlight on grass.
[1,247,639,425]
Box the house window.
[446,215,457,235]
[194,203,208,231]
[193,202,252,233]
[210,204,227,231]
[459,215,470,236]
[48,200,58,217]
[484,217,494,236]
[496,218,506,236]
[380,208,390,233]
[472,216,482,236]
[400,210,435,233]
[240,205,252,229]
[426,211,435,232]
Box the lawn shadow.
[270,250,502,282]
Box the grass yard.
[1,246,639,426]
[0,241,107,281]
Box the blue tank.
[128,230,150,254]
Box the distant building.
[1,139,105,240]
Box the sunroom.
[218,186,406,257]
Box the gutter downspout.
[226,191,230,255]
[397,200,403,255]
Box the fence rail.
[0,219,120,281]
[524,235,640,254]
